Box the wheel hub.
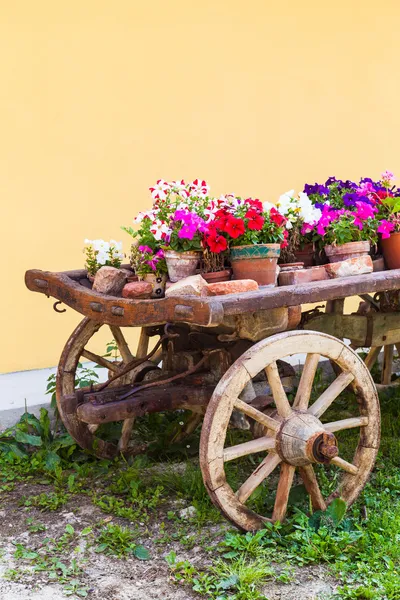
[276,411,338,466]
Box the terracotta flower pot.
[294,243,315,267]
[325,241,370,263]
[279,262,304,272]
[140,273,167,298]
[201,269,231,283]
[230,244,281,286]
[381,232,400,270]
[164,250,201,282]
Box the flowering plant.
[84,239,124,276]
[203,197,287,250]
[122,179,211,251]
[276,190,322,262]
[130,245,167,276]
[375,171,400,239]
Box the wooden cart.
[25,268,400,531]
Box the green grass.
[1,374,400,599]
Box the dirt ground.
[0,481,337,600]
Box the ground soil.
[0,480,337,600]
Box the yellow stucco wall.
[2,0,400,373]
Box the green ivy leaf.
[134,545,150,560]
[15,431,42,447]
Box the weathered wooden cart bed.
[25,267,400,531]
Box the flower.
[245,209,264,231]
[377,219,395,239]
[381,170,395,184]
[206,231,228,253]
[150,220,172,241]
[189,179,210,198]
[224,216,245,238]
[269,207,286,227]
[276,190,295,215]
[149,179,170,200]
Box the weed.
[95,523,150,560]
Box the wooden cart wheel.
[56,318,161,459]
[200,330,380,531]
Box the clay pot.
[279,262,304,272]
[230,244,280,286]
[294,243,315,267]
[382,232,400,270]
[164,250,201,282]
[325,241,370,263]
[140,273,167,298]
[201,269,231,283]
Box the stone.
[122,281,153,299]
[206,279,259,296]
[324,255,373,279]
[164,274,208,297]
[279,265,329,286]
[178,505,197,519]
[92,266,127,296]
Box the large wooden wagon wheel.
[56,318,162,459]
[200,330,380,531]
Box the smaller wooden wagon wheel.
[200,330,380,531]
[56,318,162,459]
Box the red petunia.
[206,231,228,253]
[245,198,263,211]
[245,209,264,231]
[281,229,289,248]
[225,215,245,239]
[269,207,286,227]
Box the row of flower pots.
[84,173,400,295]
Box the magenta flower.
[377,219,395,239]
[139,245,153,254]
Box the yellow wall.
[2,0,400,372]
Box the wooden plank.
[382,344,394,385]
[26,268,400,328]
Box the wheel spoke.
[137,328,149,359]
[223,436,276,462]
[324,416,368,433]
[265,362,291,417]
[233,398,280,432]
[382,345,394,385]
[81,349,119,372]
[364,346,382,370]
[330,456,359,475]
[118,418,135,453]
[299,464,327,511]
[308,371,355,418]
[237,453,281,503]
[293,353,320,410]
[109,326,134,363]
[272,463,295,522]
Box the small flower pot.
[325,241,370,263]
[294,243,315,267]
[201,269,231,283]
[139,273,167,298]
[279,262,304,272]
[382,232,400,270]
[164,250,201,282]
[230,244,281,287]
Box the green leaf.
[44,450,61,471]
[39,408,52,441]
[324,497,347,526]
[81,527,92,536]
[134,545,150,560]
[15,431,42,447]
[65,524,75,535]
[95,543,108,553]
[217,575,239,590]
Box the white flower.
[150,220,172,241]
[134,209,156,223]
[277,190,295,215]
[263,201,274,212]
[285,220,293,230]
[110,240,123,252]
[189,179,210,198]
[96,251,108,265]
[84,238,93,245]
[149,179,170,200]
